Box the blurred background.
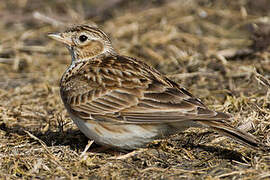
[0,0,269,179]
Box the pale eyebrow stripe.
[65,25,111,42]
[82,26,110,40]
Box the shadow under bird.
[48,24,266,150]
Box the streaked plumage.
[48,25,264,150]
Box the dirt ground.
[0,0,270,179]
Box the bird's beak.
[48,33,73,46]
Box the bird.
[48,24,264,150]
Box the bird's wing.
[61,55,230,124]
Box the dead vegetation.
[0,0,270,179]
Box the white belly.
[71,116,160,150]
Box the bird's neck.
[61,45,116,84]
[69,41,115,63]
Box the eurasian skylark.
[48,25,263,150]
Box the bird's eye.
[79,35,88,42]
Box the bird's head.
[48,25,115,61]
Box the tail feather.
[195,110,268,150]
[197,120,260,148]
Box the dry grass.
[0,0,270,179]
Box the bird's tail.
[195,112,267,150]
